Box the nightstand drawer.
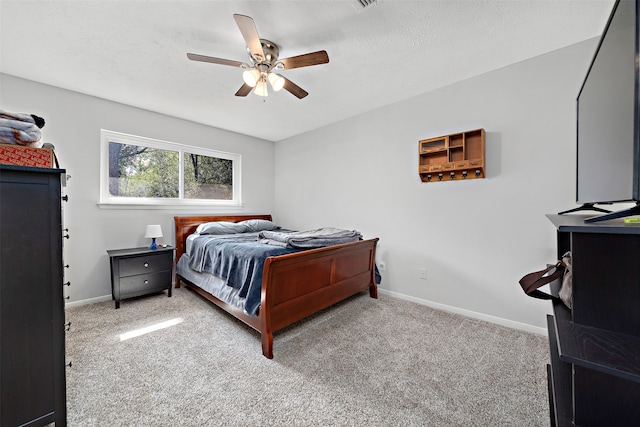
[119,270,172,295]
[118,252,173,277]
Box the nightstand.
[107,246,175,309]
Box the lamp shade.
[242,68,260,87]
[144,225,163,239]
[254,79,268,97]
[268,73,285,91]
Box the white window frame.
[99,129,241,207]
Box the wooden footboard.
[174,214,378,359]
[260,238,378,358]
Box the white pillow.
[239,219,281,232]
[195,221,249,235]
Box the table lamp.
[144,225,163,250]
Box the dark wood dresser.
[546,214,640,427]
[0,165,67,426]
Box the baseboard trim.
[65,294,112,308]
[66,289,547,335]
[378,288,548,336]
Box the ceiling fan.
[187,14,329,99]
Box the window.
[100,130,241,206]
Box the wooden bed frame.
[174,214,379,359]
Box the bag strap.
[519,261,565,301]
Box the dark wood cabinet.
[0,165,67,426]
[546,214,640,427]
[107,246,174,309]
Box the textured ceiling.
[0,0,614,141]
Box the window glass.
[184,152,233,200]
[109,142,179,198]
[100,130,241,206]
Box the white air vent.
[355,0,377,8]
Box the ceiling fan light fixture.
[254,78,269,97]
[268,73,285,91]
[242,68,260,87]
[187,14,328,100]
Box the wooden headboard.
[173,214,273,261]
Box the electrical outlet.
[419,268,427,280]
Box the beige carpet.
[65,287,549,426]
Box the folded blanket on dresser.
[0,109,45,147]
[259,227,362,249]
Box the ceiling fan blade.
[282,77,309,99]
[235,83,253,97]
[280,50,329,70]
[187,53,243,67]
[233,14,265,61]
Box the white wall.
[0,39,610,332]
[274,39,601,332]
[0,74,274,303]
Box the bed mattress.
[176,254,247,311]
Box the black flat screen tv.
[575,0,640,223]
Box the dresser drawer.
[119,269,171,295]
[118,252,173,277]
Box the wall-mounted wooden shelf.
[418,128,485,182]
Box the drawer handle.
[143,262,149,268]
[144,280,149,285]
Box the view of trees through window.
[184,152,233,200]
[108,142,233,200]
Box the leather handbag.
[518,251,572,308]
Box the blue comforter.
[188,233,299,316]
